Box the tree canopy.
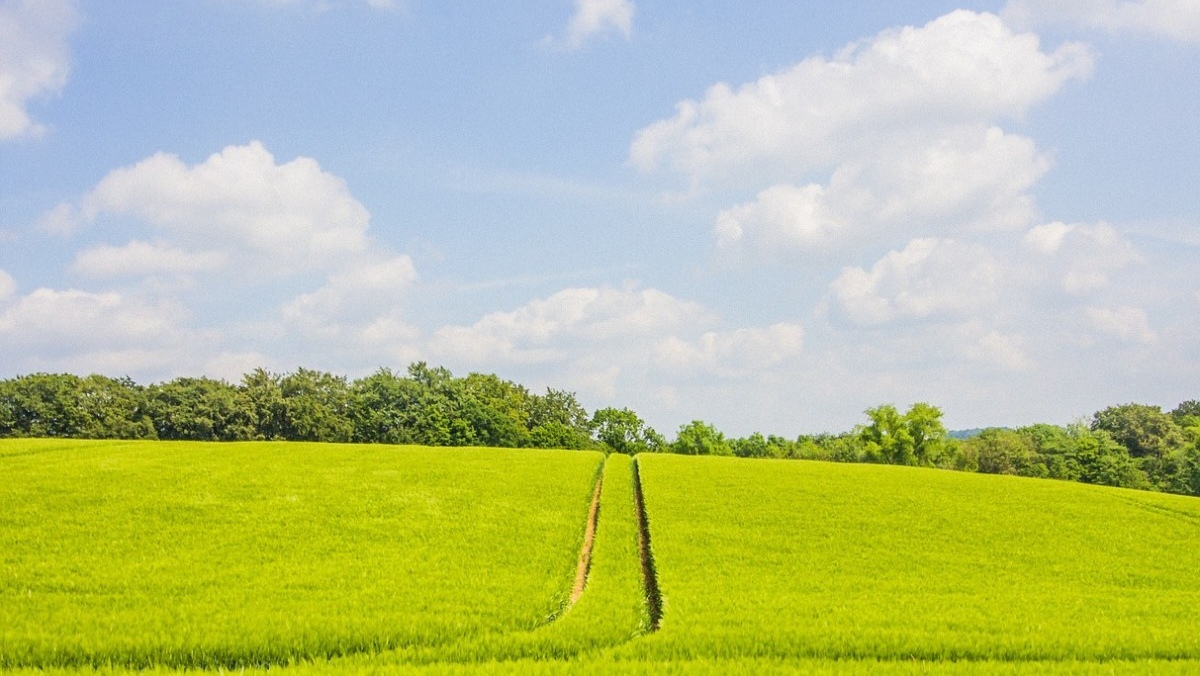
[2,365,1197,498]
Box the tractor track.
[569,460,605,606]
[631,456,663,631]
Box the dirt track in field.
[569,462,605,605]
[632,456,662,631]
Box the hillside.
[2,440,1199,673]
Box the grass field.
[3,440,1200,673]
[618,454,1200,664]
[0,439,603,668]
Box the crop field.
[0,439,603,668]
[3,441,1200,674]
[616,455,1200,665]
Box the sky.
[1,0,1198,436]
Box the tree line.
[2,364,1198,497]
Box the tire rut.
[632,455,663,632]
[569,458,605,606]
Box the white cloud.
[0,0,78,141]
[716,126,1050,255]
[1003,0,1200,42]
[1023,221,1141,294]
[969,328,1035,371]
[631,10,1092,187]
[829,238,1005,326]
[283,255,418,328]
[71,240,227,277]
[0,287,186,353]
[0,268,16,301]
[20,141,425,380]
[654,323,805,378]
[429,284,712,366]
[1085,306,1157,344]
[715,184,844,253]
[556,0,634,49]
[48,141,372,275]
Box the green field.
[3,440,1200,673]
[619,455,1200,663]
[0,439,603,668]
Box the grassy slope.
[6,443,1200,674]
[349,453,649,667]
[617,454,1200,663]
[0,440,603,668]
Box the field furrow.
[359,454,650,667]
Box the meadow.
[3,440,1200,673]
[0,439,602,668]
[618,455,1200,664]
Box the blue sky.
[2,0,1198,436]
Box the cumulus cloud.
[45,141,372,275]
[716,126,1050,256]
[71,240,227,278]
[829,238,1006,326]
[555,0,634,49]
[1003,0,1200,42]
[429,284,711,366]
[0,0,78,140]
[1023,221,1141,294]
[631,10,1092,186]
[18,141,426,380]
[0,285,222,376]
[654,323,805,378]
[0,287,186,354]
[966,328,1035,372]
[283,255,418,329]
[632,10,1095,264]
[0,268,16,301]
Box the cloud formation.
[555,0,634,49]
[632,10,1095,265]
[653,324,805,378]
[13,141,420,378]
[0,0,78,140]
[631,11,1092,187]
[48,142,373,276]
[1003,0,1200,42]
[829,238,1005,326]
[430,284,710,366]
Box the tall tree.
[672,420,732,456]
[590,407,663,454]
[279,368,353,443]
[528,388,592,449]
[146,377,255,441]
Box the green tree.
[1171,400,1200,439]
[527,388,592,449]
[241,368,286,440]
[1067,423,1148,489]
[146,377,255,441]
[75,375,156,439]
[462,372,531,448]
[732,432,770,458]
[860,404,914,465]
[350,368,421,444]
[1092,403,1187,489]
[672,420,732,456]
[0,373,87,437]
[590,407,662,454]
[964,428,1043,477]
[279,368,353,442]
[1092,403,1186,460]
